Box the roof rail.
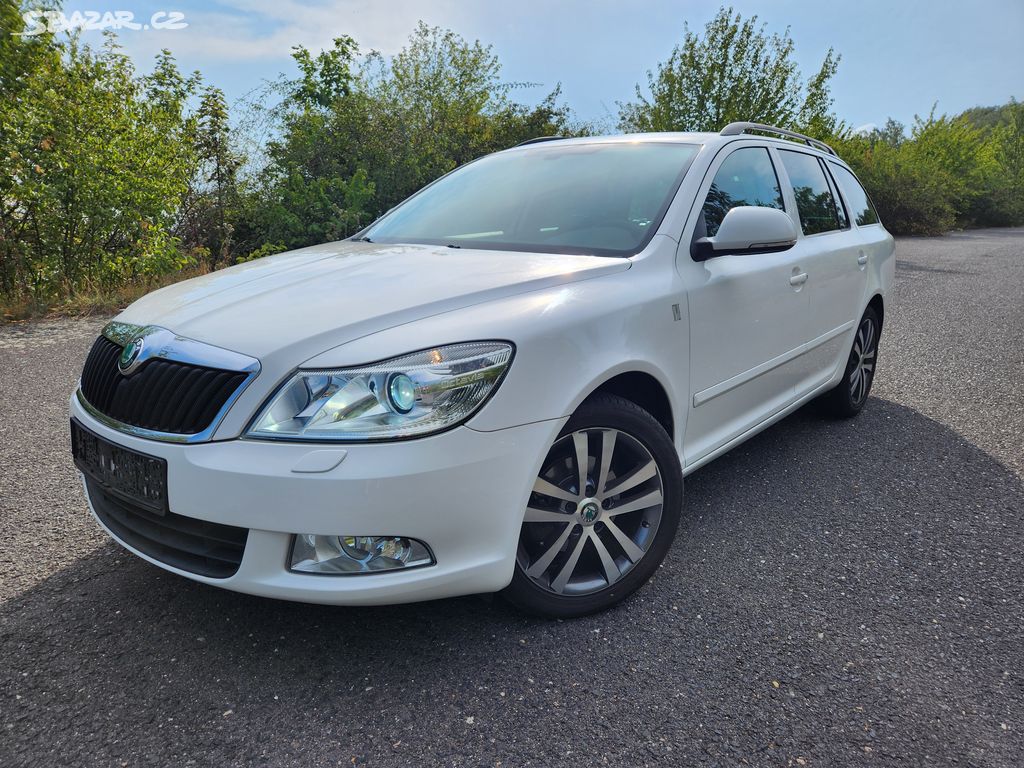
[515,136,565,147]
[720,122,836,156]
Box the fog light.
[290,534,434,574]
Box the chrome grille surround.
[76,322,261,443]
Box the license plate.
[71,420,168,514]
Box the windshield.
[359,142,699,257]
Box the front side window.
[778,150,843,235]
[829,163,880,226]
[361,143,699,257]
[700,147,784,237]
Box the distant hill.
[960,101,1020,132]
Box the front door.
[679,144,811,466]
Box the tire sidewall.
[503,395,683,618]
[828,305,881,417]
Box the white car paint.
[71,130,895,604]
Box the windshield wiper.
[446,243,462,249]
[353,236,373,243]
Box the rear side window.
[701,147,784,237]
[778,150,843,235]
[822,165,850,229]
[829,163,880,226]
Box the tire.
[502,393,683,618]
[821,305,881,418]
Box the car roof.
[506,131,850,166]
[505,132,719,150]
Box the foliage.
[176,86,246,268]
[832,107,1022,235]
[960,102,1021,134]
[1,2,1022,316]
[236,241,286,264]
[618,6,840,134]
[236,23,584,254]
[615,5,1022,236]
[0,25,200,300]
[833,132,956,235]
[976,100,1024,225]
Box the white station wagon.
[71,123,894,616]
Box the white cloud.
[112,0,473,65]
[852,122,877,136]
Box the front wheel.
[502,394,683,618]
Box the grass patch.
[0,267,212,325]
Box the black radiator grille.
[80,335,248,435]
[87,480,248,578]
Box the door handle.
[857,254,868,266]
[789,272,808,286]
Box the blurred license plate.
[71,420,168,514]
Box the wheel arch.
[578,370,675,443]
[867,292,885,327]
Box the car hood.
[117,240,630,362]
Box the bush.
[0,30,200,302]
[235,24,588,255]
[833,108,1022,236]
[2,4,1023,319]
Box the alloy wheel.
[848,315,877,405]
[517,428,664,596]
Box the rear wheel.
[502,394,682,618]
[822,305,881,418]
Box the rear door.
[775,149,867,393]
[828,160,893,296]
[679,143,811,465]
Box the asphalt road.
[2,229,1022,767]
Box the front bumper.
[71,393,564,605]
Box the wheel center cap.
[578,499,601,526]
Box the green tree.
[966,100,1024,225]
[355,22,578,212]
[240,35,375,250]
[868,118,907,148]
[908,110,992,226]
[178,86,246,267]
[835,134,956,235]
[833,109,999,235]
[5,8,1019,314]
[240,24,582,253]
[0,31,200,299]
[618,6,840,135]
[960,102,1020,133]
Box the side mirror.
[692,206,798,260]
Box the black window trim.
[819,157,851,231]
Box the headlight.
[247,342,513,441]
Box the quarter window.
[829,163,880,226]
[778,150,843,235]
[700,147,784,237]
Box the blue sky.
[53,0,1024,131]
